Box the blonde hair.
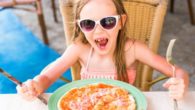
[73,0,129,82]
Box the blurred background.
[1,0,195,91]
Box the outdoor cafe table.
[0,92,194,110]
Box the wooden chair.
[59,0,168,91]
[0,0,58,44]
[51,0,58,22]
[170,0,195,25]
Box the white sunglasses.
[77,15,120,32]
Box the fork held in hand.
[171,66,179,110]
[166,39,179,110]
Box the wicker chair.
[59,0,168,91]
[0,0,58,44]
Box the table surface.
[0,91,195,110]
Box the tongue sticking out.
[95,38,108,49]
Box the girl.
[17,0,189,101]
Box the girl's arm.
[134,41,189,99]
[17,44,81,100]
[34,43,81,90]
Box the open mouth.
[95,38,108,49]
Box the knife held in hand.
[0,68,47,105]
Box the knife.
[0,68,47,105]
[166,39,178,110]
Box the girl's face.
[78,0,123,56]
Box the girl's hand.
[163,78,185,100]
[16,79,43,101]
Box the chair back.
[59,0,81,80]
[59,0,168,91]
[123,0,168,90]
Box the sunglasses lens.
[80,19,95,31]
[100,17,116,29]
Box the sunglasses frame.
[77,15,121,32]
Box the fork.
[166,39,179,110]
[171,65,179,110]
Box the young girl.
[17,0,189,101]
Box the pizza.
[58,83,136,110]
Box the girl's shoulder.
[125,38,147,51]
[124,39,149,66]
[124,38,135,52]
